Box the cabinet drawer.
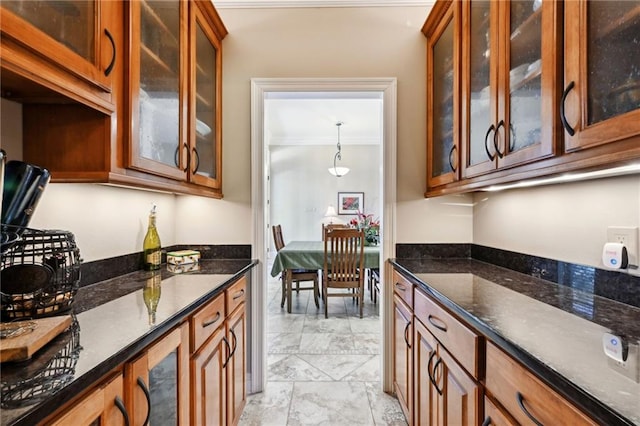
[414,288,481,378]
[392,270,414,308]
[484,396,517,426]
[226,276,247,315]
[485,342,597,426]
[191,293,225,353]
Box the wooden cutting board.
[0,315,72,362]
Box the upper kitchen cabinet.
[562,1,640,152]
[126,0,226,193]
[424,1,461,190]
[0,0,118,113]
[461,0,561,179]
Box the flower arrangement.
[349,211,380,246]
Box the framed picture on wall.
[338,192,364,215]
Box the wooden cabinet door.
[126,323,190,426]
[226,303,246,426]
[0,1,115,104]
[563,0,640,151]
[433,345,480,426]
[50,374,128,426]
[393,294,413,422]
[127,0,188,181]
[192,325,228,426]
[425,1,461,190]
[189,2,224,191]
[414,316,438,426]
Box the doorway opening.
[249,78,397,397]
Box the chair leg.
[360,284,364,318]
[313,277,319,308]
[280,277,286,308]
[286,273,293,314]
[323,281,328,319]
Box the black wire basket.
[0,315,81,408]
[0,226,82,320]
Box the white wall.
[270,144,380,244]
[473,174,640,270]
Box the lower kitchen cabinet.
[225,277,247,426]
[485,342,596,426]
[192,323,228,425]
[414,312,480,425]
[393,293,413,421]
[49,373,128,426]
[125,323,190,425]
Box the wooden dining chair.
[272,225,319,313]
[321,223,350,240]
[322,228,365,318]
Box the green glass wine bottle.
[143,204,161,271]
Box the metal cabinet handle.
[192,148,200,173]
[561,81,576,136]
[136,377,151,426]
[230,328,238,358]
[233,289,245,300]
[114,395,130,426]
[427,314,447,333]
[481,416,492,426]
[484,124,496,160]
[493,120,505,158]
[394,283,406,292]
[427,351,437,389]
[202,312,221,328]
[448,145,457,172]
[403,320,411,349]
[222,336,231,368]
[432,356,443,395]
[104,29,116,77]
[516,391,543,426]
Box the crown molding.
[214,0,434,9]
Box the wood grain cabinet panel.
[393,294,413,422]
[485,342,597,426]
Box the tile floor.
[239,274,407,426]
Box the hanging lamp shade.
[328,122,349,177]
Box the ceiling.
[265,92,383,146]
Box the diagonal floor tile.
[288,381,375,426]
[341,355,380,382]
[297,354,376,381]
[267,354,333,382]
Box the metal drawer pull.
[395,283,406,292]
[448,145,457,172]
[222,336,232,368]
[484,124,496,160]
[432,356,443,395]
[427,351,437,389]
[481,416,492,426]
[233,289,245,300]
[561,81,576,136]
[427,315,447,332]
[493,120,505,158]
[104,29,116,76]
[114,395,130,426]
[230,328,238,358]
[202,312,221,328]
[516,392,543,426]
[136,377,151,426]
[192,148,200,173]
[403,320,411,349]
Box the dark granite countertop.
[1,259,257,426]
[392,258,640,426]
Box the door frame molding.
[249,77,397,393]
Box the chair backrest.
[323,228,365,285]
[322,223,350,241]
[272,224,285,251]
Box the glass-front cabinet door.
[126,324,189,425]
[426,2,460,189]
[189,4,223,190]
[127,0,187,181]
[563,0,640,151]
[462,0,559,178]
[0,0,115,98]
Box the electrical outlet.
[607,226,639,267]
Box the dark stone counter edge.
[390,260,634,426]
[9,260,258,426]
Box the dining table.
[270,240,381,277]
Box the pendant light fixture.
[328,121,350,177]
